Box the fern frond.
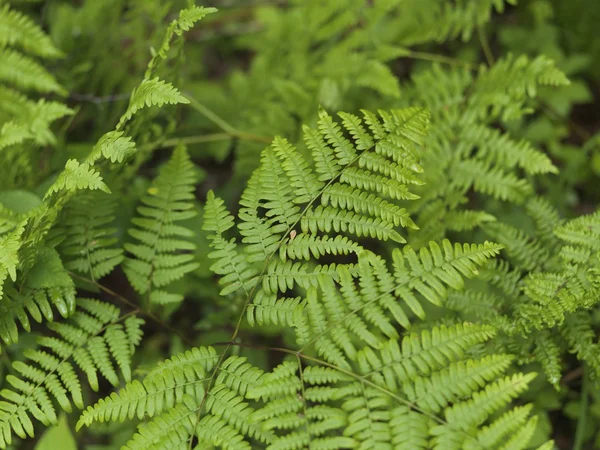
[86,131,137,165]
[279,234,361,262]
[44,160,110,200]
[77,346,218,428]
[0,49,63,94]
[392,240,503,308]
[122,399,197,450]
[470,54,570,121]
[461,124,557,175]
[453,160,532,203]
[0,100,73,150]
[203,190,259,296]
[0,247,75,352]
[58,191,123,280]
[247,291,302,327]
[123,145,199,304]
[117,77,189,130]
[0,299,143,448]
[482,222,548,271]
[0,225,20,299]
[145,6,216,76]
[0,4,63,58]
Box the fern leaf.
[0,299,143,447]
[118,77,189,129]
[77,346,218,428]
[204,190,259,295]
[0,5,63,58]
[44,160,110,199]
[86,131,136,165]
[123,145,199,304]
[0,49,63,94]
[58,191,123,280]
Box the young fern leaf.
[0,299,143,449]
[123,145,199,305]
[117,78,189,130]
[44,160,110,200]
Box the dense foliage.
[0,0,599,448]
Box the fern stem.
[185,94,272,143]
[145,132,233,149]
[573,365,589,450]
[477,25,495,66]
[405,50,475,68]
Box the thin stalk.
[573,365,589,450]
[477,25,495,66]
[185,94,272,143]
[405,50,476,69]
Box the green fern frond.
[121,399,196,450]
[0,100,73,150]
[86,131,137,165]
[247,291,302,327]
[44,160,110,200]
[560,312,600,380]
[77,346,219,428]
[471,54,570,121]
[0,49,63,94]
[145,5,216,77]
[392,240,503,308]
[203,190,259,296]
[123,145,199,304]
[525,196,563,248]
[461,124,557,175]
[58,191,123,281]
[0,225,20,299]
[515,211,600,331]
[0,298,143,448]
[444,211,496,232]
[0,4,63,58]
[533,331,563,389]
[396,0,517,45]
[279,234,361,262]
[482,222,549,272]
[117,77,189,130]
[0,247,75,352]
[454,160,532,203]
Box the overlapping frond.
[518,211,600,330]
[77,323,542,450]
[0,299,143,448]
[0,247,75,353]
[82,102,545,447]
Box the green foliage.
[0,0,599,448]
[123,145,200,305]
[0,298,143,448]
